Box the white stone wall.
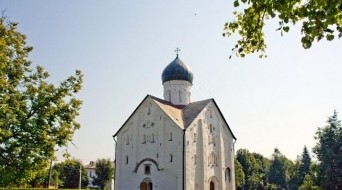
[163,80,192,105]
[184,102,236,190]
[115,97,184,190]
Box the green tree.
[299,173,320,190]
[223,0,342,58]
[92,158,114,190]
[267,148,292,189]
[313,110,342,189]
[54,159,88,188]
[0,17,83,187]
[235,158,245,190]
[290,146,312,189]
[236,149,270,190]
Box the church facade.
[113,54,236,190]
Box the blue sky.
[2,0,342,164]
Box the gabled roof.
[113,95,236,140]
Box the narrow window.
[126,135,129,145]
[147,106,151,115]
[151,133,155,143]
[170,154,173,162]
[125,156,128,164]
[209,124,213,133]
[193,133,197,142]
[179,90,182,103]
[169,132,172,141]
[144,165,151,175]
[225,167,231,182]
[142,134,146,144]
[168,90,171,101]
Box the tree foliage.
[223,0,342,58]
[53,159,88,189]
[313,110,342,189]
[235,158,245,189]
[236,149,270,189]
[268,148,289,189]
[92,158,114,190]
[0,17,83,186]
[290,146,312,189]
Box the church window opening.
[170,154,173,162]
[125,135,129,145]
[193,153,197,165]
[179,90,182,103]
[144,164,151,175]
[209,108,213,118]
[125,156,128,165]
[225,167,231,182]
[151,122,154,127]
[169,132,172,141]
[193,132,197,142]
[156,153,159,158]
[150,133,155,143]
[147,103,152,115]
[142,134,146,144]
[168,90,171,101]
[209,124,213,133]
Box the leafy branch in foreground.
[224,0,342,58]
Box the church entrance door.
[140,182,147,190]
[210,181,215,190]
[140,181,153,190]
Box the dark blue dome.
[162,56,193,84]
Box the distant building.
[84,161,97,188]
[85,161,115,190]
[113,54,237,190]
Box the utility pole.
[79,164,82,190]
[48,159,53,188]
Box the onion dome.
[161,56,194,84]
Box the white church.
[113,52,237,190]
